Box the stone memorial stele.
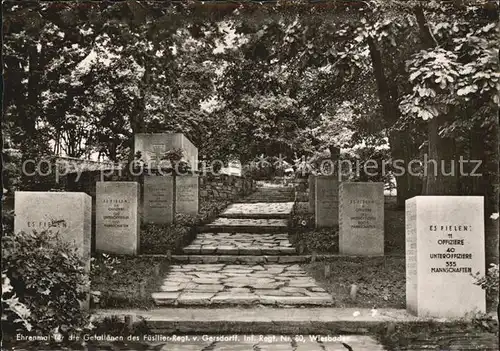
[309,175,316,213]
[405,196,485,318]
[176,175,199,215]
[339,182,384,255]
[143,176,174,224]
[96,182,139,255]
[315,176,339,228]
[14,191,92,308]
[134,133,198,171]
[14,191,92,266]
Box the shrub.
[90,255,165,308]
[472,263,499,295]
[1,229,89,341]
[289,201,338,253]
[295,229,339,254]
[140,223,193,254]
[2,272,32,332]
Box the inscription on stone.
[14,191,91,264]
[405,196,485,318]
[339,182,384,255]
[143,176,173,224]
[176,175,199,215]
[315,176,339,228]
[96,182,139,255]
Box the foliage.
[92,316,151,336]
[140,223,193,254]
[90,255,164,309]
[289,202,338,253]
[90,253,121,278]
[472,263,499,295]
[1,229,89,341]
[298,229,339,254]
[2,272,32,332]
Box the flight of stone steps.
[152,186,334,307]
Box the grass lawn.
[303,257,406,308]
[90,255,169,309]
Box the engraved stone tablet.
[339,182,384,255]
[176,175,199,215]
[14,191,92,266]
[405,196,485,318]
[14,191,92,308]
[96,182,139,255]
[143,176,174,224]
[315,176,339,227]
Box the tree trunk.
[367,37,421,207]
[389,130,423,207]
[413,5,461,196]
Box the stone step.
[142,253,396,262]
[182,232,296,256]
[219,202,294,219]
[115,334,386,351]
[200,218,289,233]
[234,199,294,203]
[171,255,306,264]
[151,263,333,307]
[94,307,437,335]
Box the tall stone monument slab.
[405,196,485,318]
[176,175,199,215]
[134,133,198,171]
[96,182,139,255]
[14,191,92,309]
[315,176,339,227]
[339,182,384,255]
[14,191,92,266]
[143,176,174,224]
[308,175,316,213]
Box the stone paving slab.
[220,202,294,219]
[152,264,333,307]
[202,218,289,233]
[183,233,296,255]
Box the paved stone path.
[152,264,333,306]
[183,233,296,255]
[153,187,331,307]
[220,202,294,218]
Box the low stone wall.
[200,174,255,202]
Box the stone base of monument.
[406,196,486,318]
